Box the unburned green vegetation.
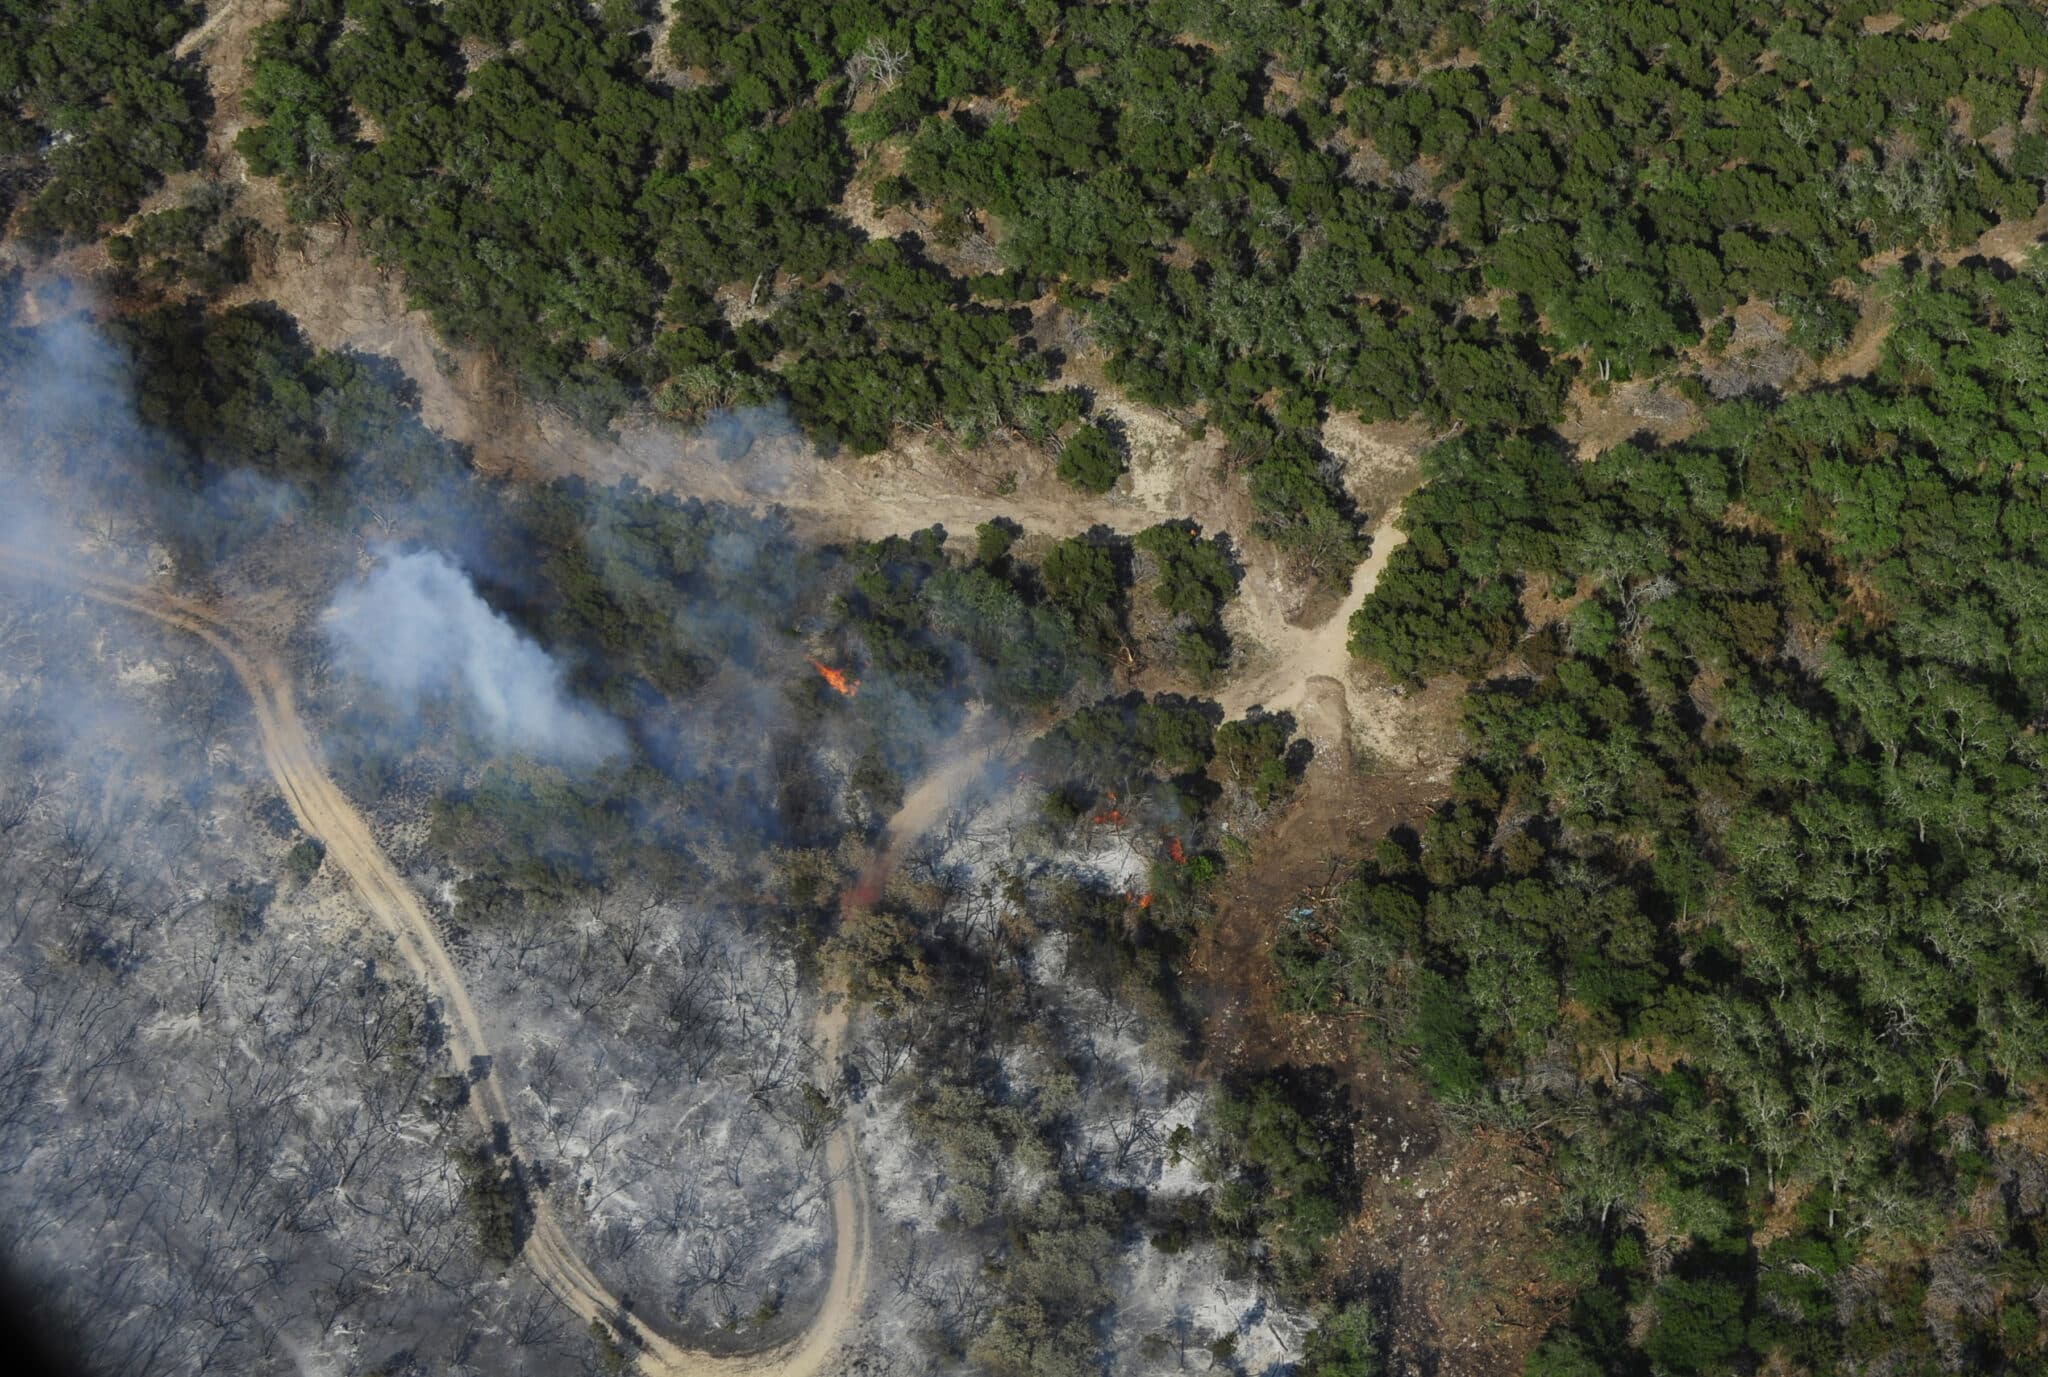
[1289,259,2048,1373]
[0,0,207,244]
[230,0,2048,601]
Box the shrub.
[1057,423,1124,493]
[1301,1302,1383,1377]
[283,837,326,883]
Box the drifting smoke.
[325,549,626,766]
[0,306,138,550]
[699,402,804,469]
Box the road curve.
[0,545,868,1377]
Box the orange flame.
[1168,837,1187,864]
[1139,893,1154,910]
[811,659,859,698]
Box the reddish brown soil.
[1189,764,1438,1083]
[1188,751,1568,1376]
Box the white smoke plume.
[324,548,626,766]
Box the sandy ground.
[172,0,253,60]
[167,15,2048,1368]
[1217,502,1410,720]
[51,6,2048,1373]
[1809,200,2048,385]
[1555,377,1702,461]
[120,3,1443,791]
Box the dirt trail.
[153,0,1436,762]
[172,0,246,60]
[779,979,871,1377]
[0,544,869,1377]
[1217,504,1410,720]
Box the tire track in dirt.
[0,545,869,1377]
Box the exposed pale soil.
[1556,377,1703,461]
[108,10,2048,1376]
[1808,199,2048,386]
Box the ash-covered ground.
[0,579,598,1376]
[464,875,836,1341]
[0,574,1308,1375]
[840,769,1315,1377]
[0,299,1336,1377]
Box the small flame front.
[811,659,859,698]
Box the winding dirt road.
[0,544,867,1377]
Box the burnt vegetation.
[9,1,2048,1375]
[0,282,1310,1373]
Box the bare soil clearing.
[1219,500,1411,721]
[174,0,270,62]
[1188,715,1562,1376]
[1188,655,1551,1373]
[123,2,1451,796]
[180,0,290,203]
[1818,292,1895,384]
[1191,669,1462,1088]
[1811,200,2048,385]
[1326,1126,1567,1377]
[161,2,1439,697]
[1556,377,1702,461]
[1555,208,2048,457]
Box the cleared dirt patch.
[1190,761,1440,1082]
[1817,288,1894,383]
[1326,1127,1566,1377]
[1557,377,1702,461]
[1188,675,1558,1377]
[1190,669,1462,1086]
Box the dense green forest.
[231,0,2048,587]
[0,1,207,243]
[1280,260,2048,1372]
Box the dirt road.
[1216,504,1410,720]
[0,544,868,1377]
